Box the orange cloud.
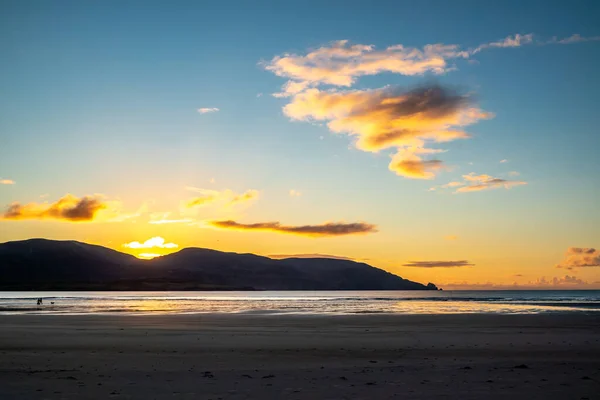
[556,247,600,269]
[184,188,260,209]
[209,220,377,237]
[229,190,259,205]
[269,253,355,261]
[444,235,458,241]
[2,194,107,222]
[443,181,464,188]
[402,260,474,268]
[0,179,15,185]
[186,193,219,208]
[284,85,492,179]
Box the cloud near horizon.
[2,194,108,222]
[442,275,593,290]
[209,220,377,237]
[0,179,15,185]
[123,236,178,249]
[269,253,355,261]
[284,84,492,179]
[138,253,162,259]
[556,247,600,269]
[402,260,474,268]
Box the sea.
[1,290,599,315]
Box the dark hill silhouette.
[0,239,438,291]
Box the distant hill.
[0,239,438,291]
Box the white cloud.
[138,253,162,259]
[471,33,534,54]
[123,237,178,249]
[550,34,600,44]
[197,107,220,114]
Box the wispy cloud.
[197,107,220,114]
[0,179,15,185]
[434,172,527,193]
[184,188,260,208]
[123,237,178,249]
[471,33,534,54]
[500,159,508,163]
[185,192,219,208]
[456,173,527,193]
[264,40,465,96]
[209,220,377,237]
[444,235,459,241]
[149,218,194,225]
[443,181,464,188]
[269,253,355,260]
[549,34,600,44]
[229,190,259,205]
[264,33,595,97]
[289,189,302,197]
[2,194,108,222]
[402,260,474,268]
[556,247,600,269]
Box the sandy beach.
[0,313,599,399]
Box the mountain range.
[0,239,438,291]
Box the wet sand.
[0,313,599,399]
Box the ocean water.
[1,290,599,315]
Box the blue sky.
[1,0,599,288]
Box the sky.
[1,0,599,289]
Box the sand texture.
[0,313,599,399]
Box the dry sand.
[0,313,599,399]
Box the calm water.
[1,290,599,315]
